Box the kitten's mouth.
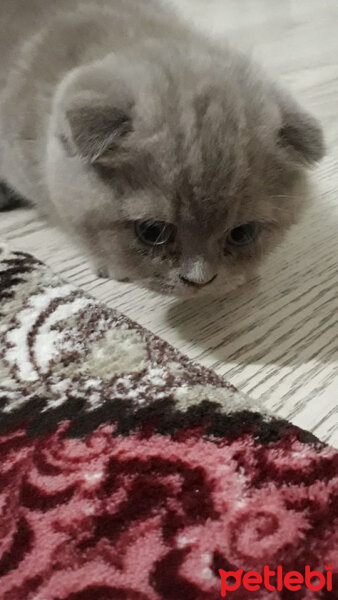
[158,282,214,298]
[179,274,217,288]
[153,273,248,298]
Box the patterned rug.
[0,246,337,599]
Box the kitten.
[0,0,324,296]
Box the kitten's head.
[49,44,324,296]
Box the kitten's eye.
[227,223,259,246]
[134,220,175,246]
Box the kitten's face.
[80,160,307,297]
[50,51,324,297]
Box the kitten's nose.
[179,257,217,287]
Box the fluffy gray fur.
[0,0,324,296]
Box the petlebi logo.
[219,564,333,596]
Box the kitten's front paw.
[95,264,130,283]
[96,266,109,279]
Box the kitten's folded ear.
[277,94,325,166]
[63,92,133,165]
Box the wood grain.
[1,0,337,446]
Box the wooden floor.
[1,0,338,447]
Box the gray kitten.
[0,0,324,296]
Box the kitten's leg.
[0,181,29,211]
[95,263,129,283]
[97,266,110,279]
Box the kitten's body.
[0,0,324,295]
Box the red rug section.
[1,422,337,599]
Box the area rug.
[0,246,337,600]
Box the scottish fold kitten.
[0,0,324,296]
